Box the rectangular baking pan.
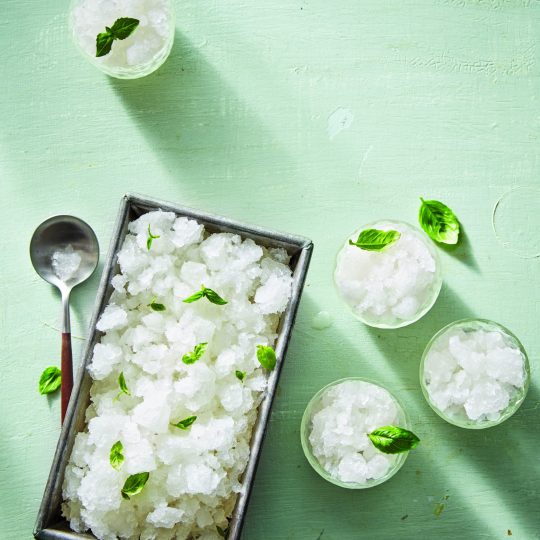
[34,193,313,540]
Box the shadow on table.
[438,225,481,274]
[109,29,294,202]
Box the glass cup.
[69,0,175,79]
[300,377,411,489]
[334,220,443,329]
[420,319,530,429]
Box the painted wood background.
[1,0,539,538]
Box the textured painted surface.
[1,1,539,539]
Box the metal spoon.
[30,216,99,423]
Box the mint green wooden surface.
[1,1,539,538]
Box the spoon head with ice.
[30,215,99,294]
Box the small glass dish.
[69,0,175,79]
[420,319,530,429]
[300,378,411,489]
[333,220,443,329]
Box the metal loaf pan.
[34,193,313,540]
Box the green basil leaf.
[418,198,460,244]
[368,425,420,454]
[182,288,205,303]
[172,415,197,430]
[148,298,166,311]
[146,224,160,251]
[95,31,114,57]
[203,287,228,305]
[235,370,246,382]
[349,228,401,252]
[109,17,139,40]
[38,366,61,395]
[182,342,207,365]
[110,440,124,471]
[183,285,227,305]
[121,472,149,500]
[118,372,130,396]
[256,345,276,371]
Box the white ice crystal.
[62,210,293,539]
[52,244,82,282]
[308,380,402,484]
[423,325,527,423]
[334,221,441,326]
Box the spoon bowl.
[30,215,99,291]
[30,215,99,423]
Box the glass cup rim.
[333,219,443,329]
[300,377,411,489]
[419,318,530,429]
[68,0,176,79]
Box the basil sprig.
[121,472,149,500]
[96,17,140,58]
[418,198,460,244]
[183,285,228,305]
[182,342,207,365]
[116,372,130,398]
[146,224,160,250]
[38,366,61,395]
[349,228,401,252]
[368,425,420,454]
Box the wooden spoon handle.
[61,332,73,424]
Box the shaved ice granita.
[301,379,418,489]
[69,0,175,79]
[62,210,294,539]
[334,220,442,328]
[421,319,530,429]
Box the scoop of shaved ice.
[423,323,527,424]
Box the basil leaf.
[182,342,207,365]
[96,31,114,57]
[110,440,124,471]
[182,289,205,303]
[146,224,160,251]
[38,366,61,395]
[256,345,276,371]
[418,198,460,244]
[172,415,197,430]
[235,370,246,382]
[368,425,420,454]
[121,472,149,500]
[183,286,228,305]
[109,17,139,40]
[118,372,130,396]
[148,298,166,311]
[203,287,228,305]
[349,228,401,252]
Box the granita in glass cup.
[300,378,417,489]
[420,319,530,429]
[334,220,442,328]
[69,0,175,79]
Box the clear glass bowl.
[300,378,411,489]
[69,0,175,79]
[420,319,530,429]
[333,220,443,329]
